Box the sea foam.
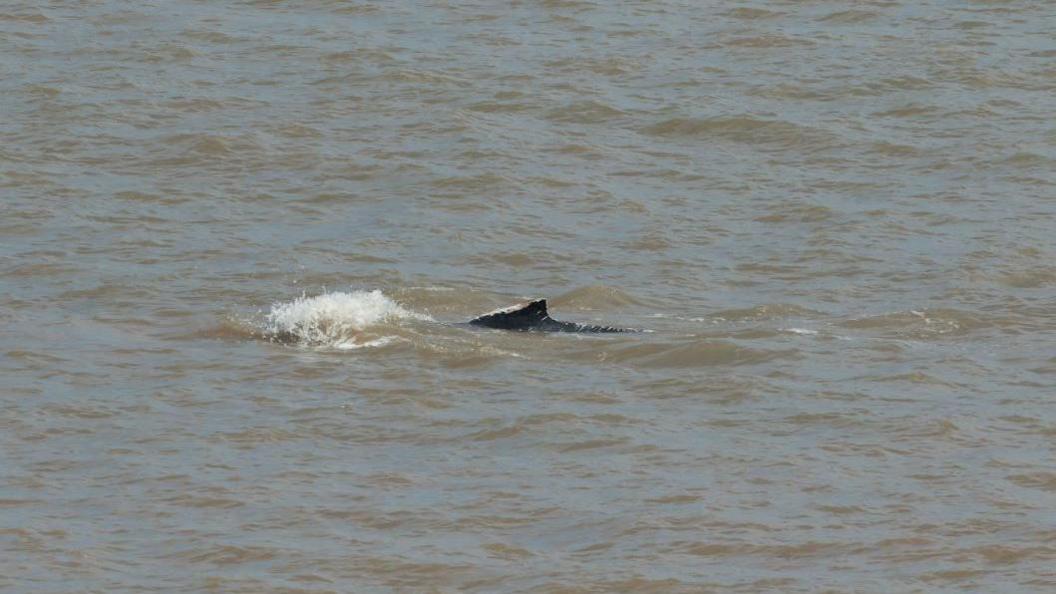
[264,289,428,347]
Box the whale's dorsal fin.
[517,299,548,318]
[469,299,549,330]
[468,298,634,332]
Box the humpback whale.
[468,299,634,333]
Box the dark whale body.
[468,299,633,333]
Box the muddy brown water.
[2,1,1055,592]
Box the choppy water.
[3,0,1056,592]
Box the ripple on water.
[706,303,823,322]
[585,339,792,368]
[640,116,841,152]
[818,10,880,24]
[545,100,627,125]
[838,308,992,339]
[550,285,645,310]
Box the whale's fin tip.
[469,299,549,330]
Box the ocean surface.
[3,1,1055,592]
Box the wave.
[551,285,645,310]
[640,116,840,151]
[837,308,988,339]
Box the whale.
[468,299,634,333]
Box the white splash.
[264,289,429,346]
[335,336,401,350]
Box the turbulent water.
[3,0,1056,592]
